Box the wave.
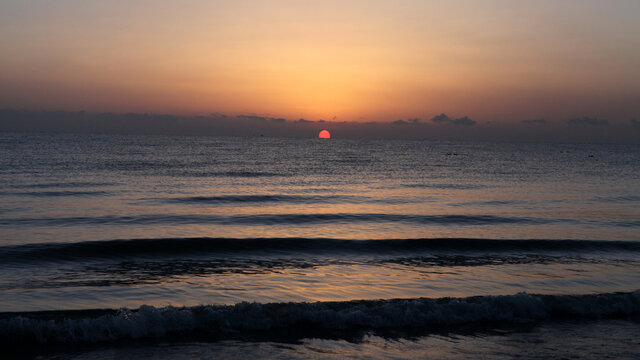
[169,194,361,204]
[402,183,488,190]
[591,195,640,203]
[1,291,638,348]
[2,238,638,263]
[0,255,586,290]
[2,213,639,228]
[3,181,115,189]
[0,213,565,227]
[450,200,528,207]
[166,194,418,205]
[212,171,283,178]
[7,190,110,197]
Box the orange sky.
[1,0,639,124]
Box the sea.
[0,132,639,359]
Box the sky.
[1,0,640,140]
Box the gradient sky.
[1,0,639,124]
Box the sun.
[318,130,331,139]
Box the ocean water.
[0,132,639,359]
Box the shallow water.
[41,320,640,360]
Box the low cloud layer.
[451,116,476,126]
[431,113,450,123]
[567,117,609,126]
[1,109,638,144]
[522,119,546,124]
[431,114,476,126]
[237,115,286,123]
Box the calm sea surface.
[1,132,639,359]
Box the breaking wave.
[1,291,638,347]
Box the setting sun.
[318,130,331,139]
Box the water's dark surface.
[1,132,639,358]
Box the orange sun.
[318,130,331,139]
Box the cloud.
[2,109,639,143]
[522,119,546,124]
[237,115,267,122]
[451,116,476,126]
[295,118,313,123]
[566,117,609,126]
[393,118,422,125]
[431,113,451,123]
[430,113,475,126]
[238,115,287,123]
